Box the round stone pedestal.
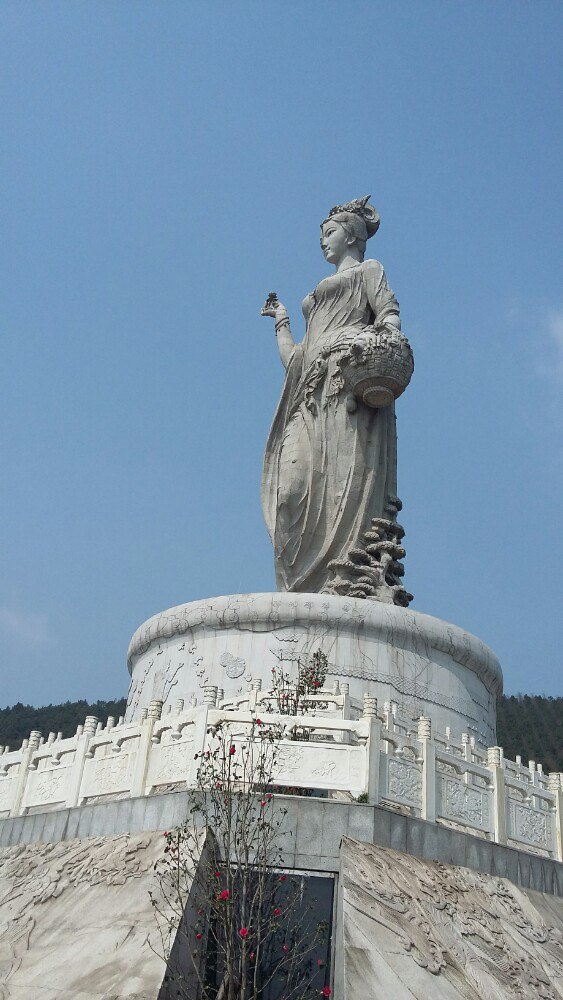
[125,593,503,744]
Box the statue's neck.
[335,252,363,273]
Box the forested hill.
[496,695,563,773]
[0,698,127,749]
[0,694,561,772]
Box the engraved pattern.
[513,802,549,847]
[387,757,421,803]
[311,760,338,779]
[341,838,563,999]
[220,651,247,679]
[84,753,132,796]
[26,768,68,804]
[274,747,303,776]
[0,832,181,998]
[442,778,490,828]
[148,741,193,784]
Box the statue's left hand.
[261,292,288,320]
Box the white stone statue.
[261,197,414,605]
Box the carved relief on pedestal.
[341,838,563,999]
[0,832,193,998]
[220,651,247,679]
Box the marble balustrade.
[0,688,561,862]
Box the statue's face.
[320,220,350,264]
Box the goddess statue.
[261,197,414,606]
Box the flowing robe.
[261,259,401,594]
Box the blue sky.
[1,1,561,707]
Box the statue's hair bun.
[325,195,380,239]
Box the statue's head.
[320,196,380,264]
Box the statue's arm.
[261,293,295,369]
[364,262,401,331]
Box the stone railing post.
[203,685,218,707]
[9,731,42,817]
[188,703,210,786]
[362,696,380,805]
[249,679,262,711]
[130,703,161,798]
[341,682,350,719]
[547,772,563,862]
[65,715,98,808]
[418,716,436,823]
[487,746,507,845]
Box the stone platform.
[126,593,503,744]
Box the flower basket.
[338,327,414,407]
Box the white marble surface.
[337,837,563,999]
[0,831,198,999]
[126,592,502,743]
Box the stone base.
[337,838,563,999]
[126,594,502,744]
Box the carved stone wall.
[0,831,199,999]
[338,837,563,999]
[126,593,502,743]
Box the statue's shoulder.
[360,258,386,286]
[361,258,384,274]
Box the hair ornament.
[326,195,380,238]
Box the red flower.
[220,889,230,900]
[321,988,331,997]
[196,932,202,940]
[256,718,262,726]
[273,907,281,916]
[279,875,286,881]
[239,927,249,938]
[229,746,236,755]
[260,800,266,807]
[215,870,221,877]
[317,959,323,966]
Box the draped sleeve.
[362,259,401,328]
